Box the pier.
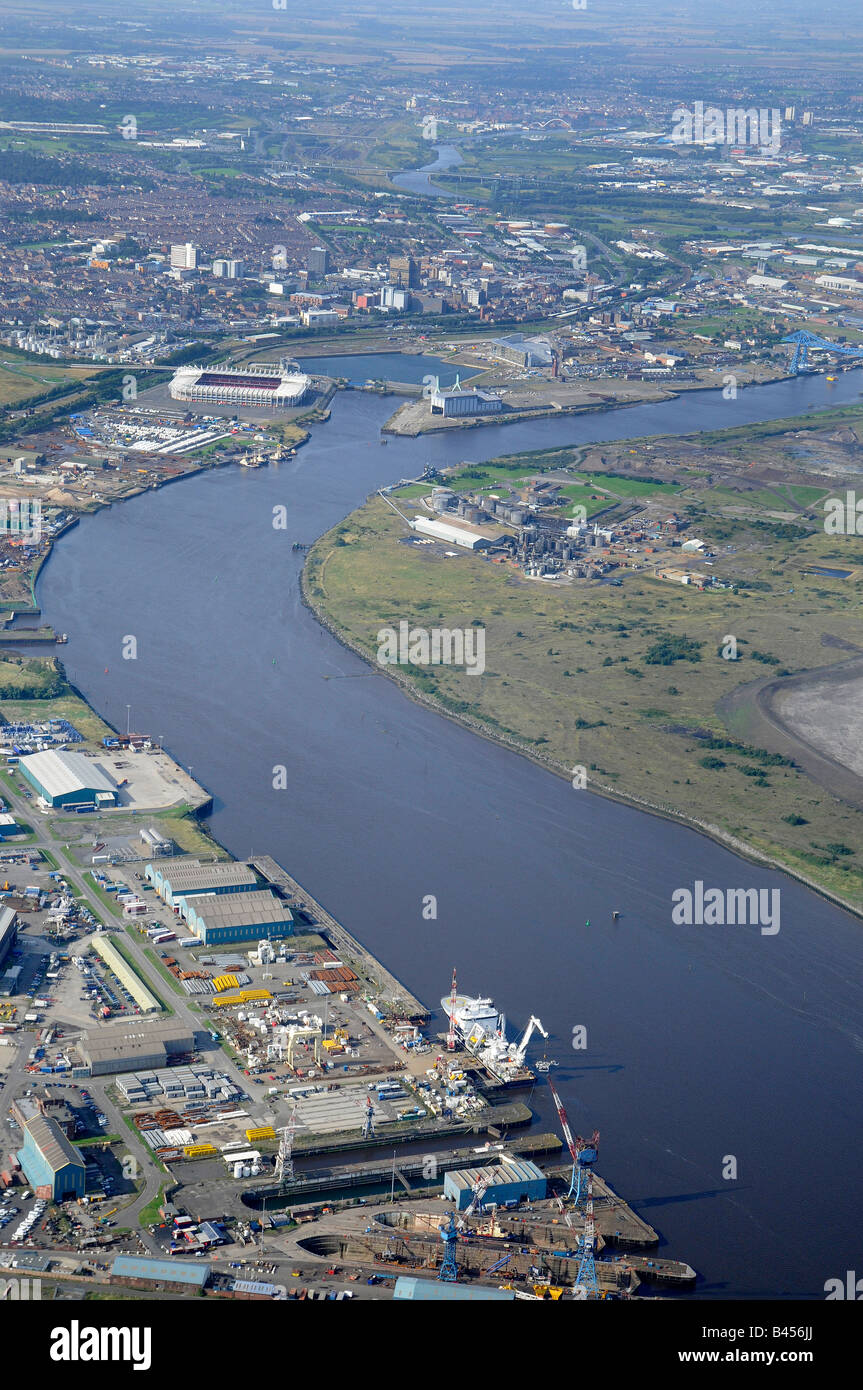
[251,854,429,1017]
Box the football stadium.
[169,363,310,409]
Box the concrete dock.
[251,854,428,1017]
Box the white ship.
[441,993,504,1049]
[441,991,548,1084]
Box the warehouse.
[91,934,161,1013]
[80,1020,197,1075]
[16,1113,86,1201]
[18,749,118,809]
[111,1255,210,1292]
[145,859,258,906]
[0,905,17,968]
[394,1277,515,1301]
[443,1159,547,1211]
[179,889,295,946]
[411,516,492,550]
[430,385,503,417]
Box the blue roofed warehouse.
[443,1158,547,1212]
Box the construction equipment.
[547,1075,599,1204]
[463,1174,490,1218]
[512,1015,548,1067]
[362,1095,376,1140]
[274,1108,296,1187]
[547,1075,580,1199]
[438,1212,459,1282]
[573,1168,599,1299]
[446,967,458,1052]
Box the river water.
[36,366,863,1299]
[391,144,463,198]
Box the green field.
[307,477,863,912]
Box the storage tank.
[510,509,525,525]
[233,1161,244,1179]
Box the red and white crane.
[446,966,458,1052]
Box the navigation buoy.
[585,919,590,927]
[104,667,109,674]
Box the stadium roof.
[18,749,116,799]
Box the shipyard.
[0,706,697,1301]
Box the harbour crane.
[547,1075,580,1199]
[446,967,458,1052]
[362,1095,376,1140]
[547,1076,600,1203]
[438,1213,460,1282]
[274,1107,296,1186]
[512,1015,548,1067]
[463,1175,491,1218]
[572,1168,599,1299]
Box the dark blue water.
[36,370,863,1299]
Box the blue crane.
[438,1212,460,1282]
[781,330,863,375]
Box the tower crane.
[547,1076,600,1202]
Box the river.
[36,367,863,1299]
[391,144,464,198]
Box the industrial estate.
[0,0,860,1340]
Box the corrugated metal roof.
[232,1278,281,1296]
[23,1114,86,1174]
[112,1255,209,1286]
[18,749,117,799]
[182,889,293,928]
[159,862,257,892]
[445,1159,545,1190]
[394,1277,515,1301]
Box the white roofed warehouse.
[18,749,118,809]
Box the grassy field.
[307,483,863,912]
[0,359,99,407]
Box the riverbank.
[300,554,863,920]
[301,404,863,922]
